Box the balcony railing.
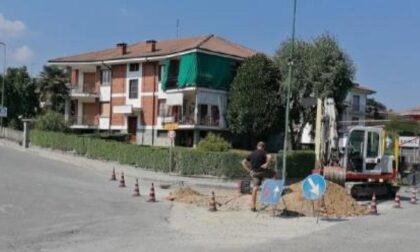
[160,114,220,127]
[68,84,98,95]
[68,115,99,127]
[198,116,220,127]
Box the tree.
[197,133,231,152]
[227,53,283,145]
[274,34,355,149]
[0,66,39,129]
[367,98,387,120]
[37,65,69,113]
[35,111,69,132]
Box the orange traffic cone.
[119,172,126,188]
[133,178,140,197]
[110,167,117,181]
[209,191,217,212]
[370,193,378,215]
[147,183,156,202]
[410,188,417,204]
[393,190,401,208]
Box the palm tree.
[38,65,69,113]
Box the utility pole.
[281,0,298,182]
[0,42,6,127]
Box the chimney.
[146,40,157,52]
[116,42,127,55]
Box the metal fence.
[0,127,23,144]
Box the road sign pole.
[0,42,6,127]
[169,139,173,172]
[281,0,298,182]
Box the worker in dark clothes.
[241,141,276,211]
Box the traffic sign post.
[259,179,284,216]
[168,130,176,172]
[301,174,327,223]
[0,106,7,118]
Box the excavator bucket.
[323,166,346,186]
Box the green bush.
[277,151,315,179]
[35,111,68,132]
[174,148,247,178]
[197,133,231,152]
[82,133,128,142]
[31,130,169,172]
[30,130,314,179]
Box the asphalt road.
[0,142,197,252]
[1,141,420,252]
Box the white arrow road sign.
[308,178,320,197]
[273,186,280,195]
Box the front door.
[128,116,137,143]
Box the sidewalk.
[0,139,239,190]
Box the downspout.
[151,60,157,146]
[101,61,113,134]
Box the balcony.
[68,84,99,101]
[160,113,222,129]
[68,115,98,129]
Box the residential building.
[49,35,255,147]
[301,83,376,146]
[399,106,420,122]
[340,84,376,129]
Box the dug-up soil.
[281,181,369,217]
[166,182,369,217]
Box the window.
[100,70,111,86]
[199,104,208,125]
[352,95,360,112]
[129,79,138,99]
[158,99,167,117]
[347,130,365,172]
[167,59,179,88]
[129,63,140,72]
[352,117,359,125]
[211,105,220,126]
[158,64,163,82]
[367,132,380,158]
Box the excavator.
[314,98,400,198]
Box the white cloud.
[12,45,35,64]
[0,13,27,37]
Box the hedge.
[30,130,315,179]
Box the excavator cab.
[344,126,383,174]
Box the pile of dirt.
[220,195,252,211]
[280,181,369,217]
[166,187,209,207]
[167,187,234,208]
[166,182,368,217]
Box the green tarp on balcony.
[161,52,238,91]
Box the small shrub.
[35,111,68,132]
[197,133,231,152]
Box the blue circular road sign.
[302,174,327,200]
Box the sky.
[0,0,419,111]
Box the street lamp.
[0,42,6,127]
[281,0,298,182]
